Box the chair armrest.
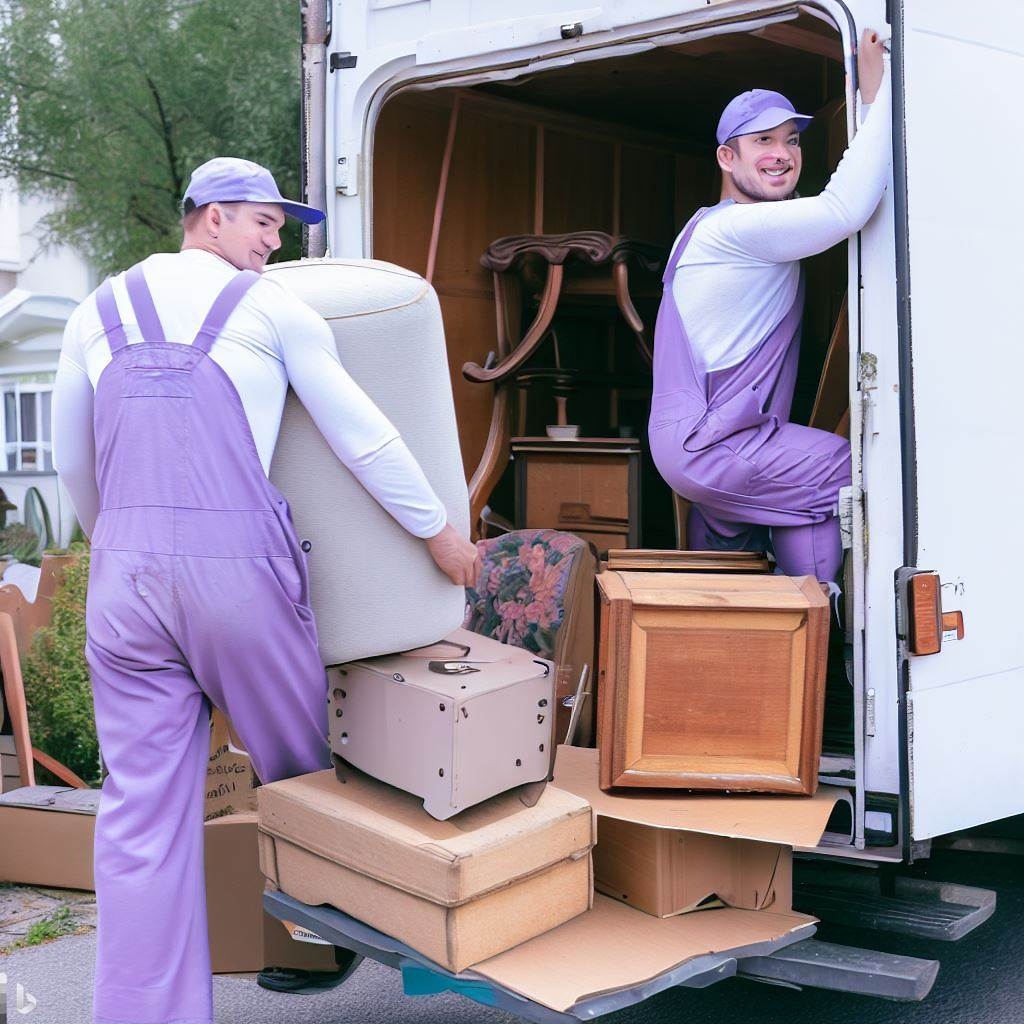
[31,747,90,789]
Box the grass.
[0,905,78,954]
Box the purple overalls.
[648,202,850,581]
[86,263,332,1024]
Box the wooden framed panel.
[597,572,828,795]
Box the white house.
[0,183,93,547]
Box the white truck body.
[318,0,1024,856]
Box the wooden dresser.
[512,437,641,554]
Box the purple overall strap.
[662,208,710,286]
[192,270,260,354]
[662,201,734,286]
[94,278,128,354]
[124,264,166,343]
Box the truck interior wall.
[372,24,848,498]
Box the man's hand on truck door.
[857,28,887,104]
[426,523,481,587]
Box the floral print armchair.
[464,529,597,744]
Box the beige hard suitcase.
[329,629,554,819]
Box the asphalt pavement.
[3,847,1022,1023]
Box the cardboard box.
[205,812,336,974]
[0,793,333,975]
[553,745,837,919]
[257,765,594,972]
[205,710,256,821]
[593,817,792,917]
[0,786,99,889]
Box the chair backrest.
[464,529,597,744]
[0,612,34,789]
[0,554,78,791]
[264,258,470,667]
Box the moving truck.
[268,0,1020,996]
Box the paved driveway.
[1,847,1020,1023]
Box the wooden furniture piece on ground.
[513,437,641,554]
[465,234,662,538]
[0,555,88,792]
[596,571,828,795]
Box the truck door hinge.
[858,351,878,390]
[330,52,358,71]
[335,154,358,195]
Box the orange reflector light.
[908,572,942,656]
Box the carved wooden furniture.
[513,437,641,554]
[465,233,663,538]
[596,571,828,795]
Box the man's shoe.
[256,947,362,994]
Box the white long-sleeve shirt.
[674,69,892,373]
[53,248,449,540]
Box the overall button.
[300,540,312,553]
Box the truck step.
[737,939,939,1001]
[794,875,995,941]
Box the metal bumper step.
[737,939,939,1001]
[794,875,995,941]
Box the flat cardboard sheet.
[0,785,100,814]
[554,745,840,848]
[472,893,814,1012]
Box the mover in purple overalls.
[53,160,478,1024]
[650,31,890,582]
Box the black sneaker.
[256,948,362,994]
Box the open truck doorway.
[368,6,871,849]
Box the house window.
[1,381,53,472]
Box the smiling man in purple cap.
[649,30,889,584]
[53,157,478,1024]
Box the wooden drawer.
[596,571,828,795]
[513,439,641,551]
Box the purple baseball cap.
[716,89,812,146]
[183,157,325,224]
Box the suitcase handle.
[399,638,473,659]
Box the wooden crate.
[596,571,828,795]
[605,550,771,573]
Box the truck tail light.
[908,572,942,655]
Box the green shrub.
[21,546,100,787]
[0,523,42,566]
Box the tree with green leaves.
[0,0,303,275]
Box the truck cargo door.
[896,1,1024,840]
